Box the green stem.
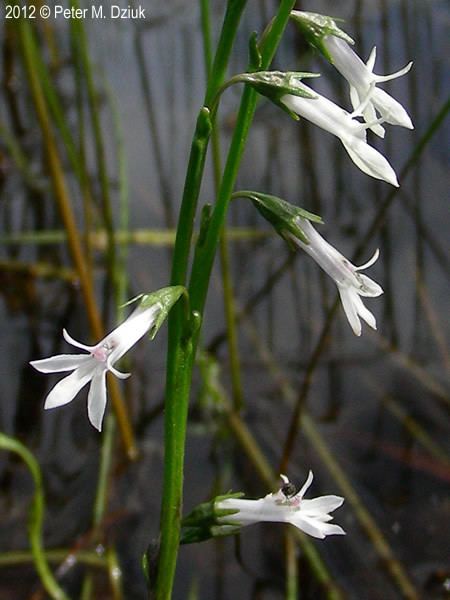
[0,434,69,600]
[0,227,270,247]
[0,549,107,569]
[189,0,297,316]
[200,0,244,410]
[155,2,295,598]
[155,1,249,597]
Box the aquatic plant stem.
[17,16,137,460]
[188,0,297,316]
[154,1,249,596]
[200,0,244,410]
[155,2,296,597]
[0,434,69,600]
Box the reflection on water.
[0,0,449,598]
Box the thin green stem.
[0,434,69,600]
[155,1,249,596]
[200,0,244,410]
[156,2,296,597]
[189,0,297,317]
[0,549,107,569]
[285,531,298,600]
[0,227,270,247]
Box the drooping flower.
[31,303,161,431]
[291,217,383,336]
[217,472,345,539]
[323,36,413,138]
[280,83,399,186]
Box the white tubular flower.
[218,472,345,540]
[280,82,399,187]
[324,36,413,138]
[30,303,160,431]
[281,83,399,186]
[292,218,383,336]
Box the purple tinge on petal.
[87,368,107,432]
[30,354,93,373]
[43,364,95,410]
[105,304,160,365]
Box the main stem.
[154,2,248,598]
[155,2,296,597]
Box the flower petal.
[43,365,94,410]
[349,85,360,113]
[301,495,345,515]
[63,329,94,352]
[31,354,92,373]
[341,137,399,186]
[366,46,377,72]
[338,286,362,336]
[355,248,379,271]
[87,369,107,431]
[293,514,346,538]
[107,364,131,380]
[298,470,314,499]
[352,295,377,330]
[106,304,160,365]
[362,102,385,138]
[357,274,383,297]
[371,87,414,129]
[374,61,413,83]
[291,515,328,538]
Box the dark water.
[0,0,449,598]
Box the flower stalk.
[155,2,297,597]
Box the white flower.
[218,472,345,539]
[30,303,160,431]
[281,83,399,186]
[324,36,413,138]
[292,218,383,336]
